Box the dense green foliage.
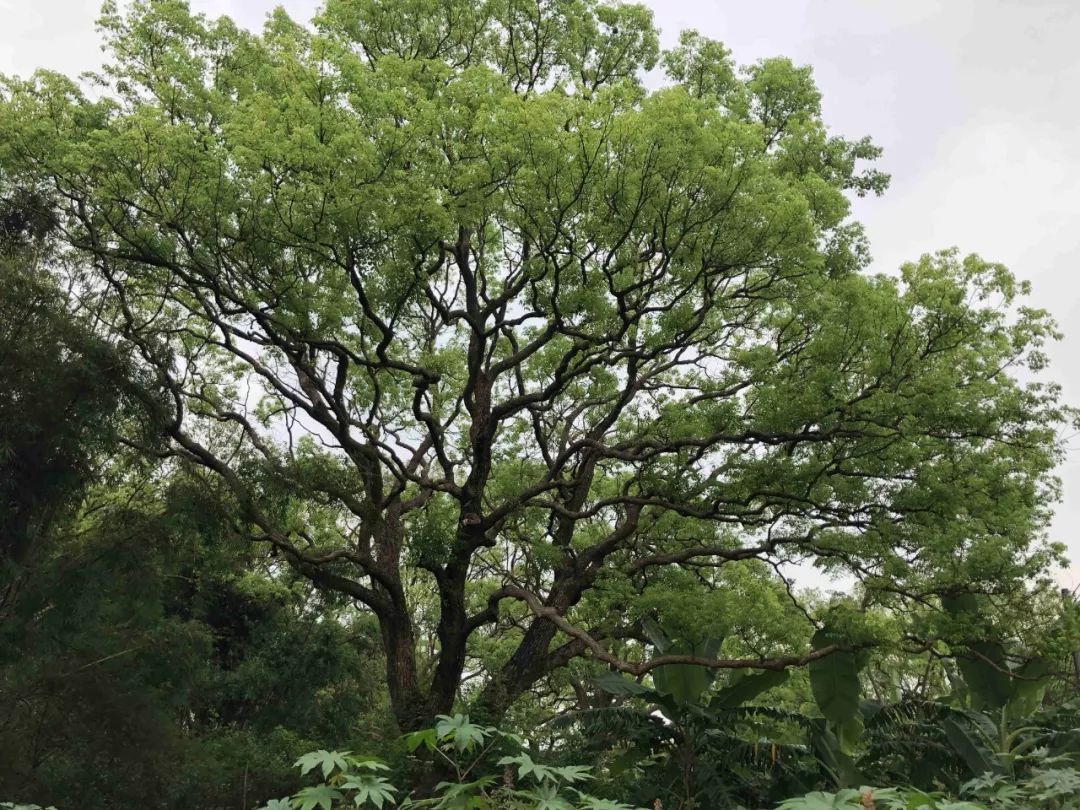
[0,0,1078,807]
[0,237,395,806]
[242,695,1080,809]
[0,468,395,807]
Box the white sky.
[2,0,1078,588]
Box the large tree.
[0,0,1069,731]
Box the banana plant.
[584,618,819,808]
[806,627,872,789]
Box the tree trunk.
[471,615,562,724]
[427,562,470,716]
[378,608,428,732]
[471,572,582,724]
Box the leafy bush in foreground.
[259,714,642,810]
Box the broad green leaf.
[573,792,642,810]
[514,781,574,810]
[834,713,864,755]
[295,750,353,779]
[809,631,861,726]
[548,764,592,784]
[294,785,345,810]
[955,642,1013,711]
[340,773,397,808]
[775,788,864,809]
[402,728,438,752]
[1005,656,1051,720]
[808,719,865,789]
[640,617,672,654]
[592,672,654,697]
[711,668,790,709]
[434,714,489,752]
[651,634,722,707]
[942,717,1001,777]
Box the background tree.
[0,188,395,808]
[0,457,395,808]
[0,192,133,571]
[0,0,1071,738]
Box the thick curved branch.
[502,585,849,675]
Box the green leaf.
[573,792,641,810]
[592,672,654,697]
[434,713,489,753]
[295,750,353,779]
[808,719,865,789]
[775,789,864,809]
[294,785,345,810]
[809,631,861,726]
[942,717,1001,777]
[1005,656,1051,720]
[402,728,438,752]
[651,633,723,707]
[548,764,592,784]
[640,617,672,654]
[711,668,789,709]
[499,752,542,781]
[835,713,864,755]
[497,753,591,786]
[956,642,1013,711]
[340,773,397,808]
[433,774,497,803]
[514,780,574,810]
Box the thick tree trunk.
[428,562,470,715]
[378,608,428,732]
[471,616,562,724]
[378,563,471,733]
[471,569,584,723]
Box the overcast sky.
[2,0,1078,587]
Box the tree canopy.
[0,0,1071,740]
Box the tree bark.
[378,606,428,732]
